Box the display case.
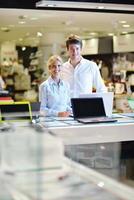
[0,123,134,200]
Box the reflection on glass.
[0,125,134,199]
[65,141,134,188]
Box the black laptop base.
[77,117,117,124]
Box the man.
[61,35,107,167]
[61,34,107,97]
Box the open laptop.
[79,92,114,117]
[0,101,32,122]
[71,97,117,124]
[30,102,40,119]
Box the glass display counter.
[39,115,134,191]
[65,141,134,188]
[0,121,134,200]
[1,157,134,200]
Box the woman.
[39,55,71,117]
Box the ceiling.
[0,4,133,46]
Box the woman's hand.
[58,111,70,117]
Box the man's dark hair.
[66,34,82,49]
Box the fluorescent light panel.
[36,1,134,11]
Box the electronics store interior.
[0,1,134,199]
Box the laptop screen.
[0,102,32,121]
[30,102,40,116]
[71,97,106,119]
[79,92,114,117]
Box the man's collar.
[68,56,83,67]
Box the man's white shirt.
[60,57,107,97]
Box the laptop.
[0,101,32,122]
[79,92,114,117]
[71,97,117,124]
[30,102,40,119]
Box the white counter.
[42,117,134,145]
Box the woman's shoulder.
[39,78,50,88]
[61,79,70,89]
[61,79,68,84]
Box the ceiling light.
[22,46,26,51]
[121,31,128,34]
[30,17,38,20]
[108,33,114,36]
[89,32,98,36]
[19,38,23,42]
[122,24,130,28]
[19,21,26,24]
[37,32,43,37]
[119,20,127,24]
[1,27,10,32]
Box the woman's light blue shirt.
[39,76,71,116]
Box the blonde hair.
[47,55,63,69]
[66,34,82,49]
